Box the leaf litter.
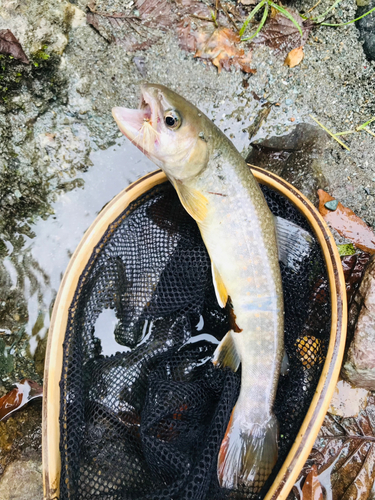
[318,189,375,254]
[295,405,375,500]
[86,0,313,71]
[253,7,313,55]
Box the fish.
[112,84,310,492]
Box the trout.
[112,84,284,492]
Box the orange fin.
[212,262,228,308]
[213,331,240,372]
[218,410,278,491]
[173,182,208,223]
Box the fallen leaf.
[254,9,313,55]
[301,465,323,500]
[194,27,256,73]
[318,189,375,254]
[285,46,304,67]
[308,404,375,500]
[0,29,29,63]
[0,379,43,421]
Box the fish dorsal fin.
[212,261,228,308]
[274,215,314,271]
[173,182,208,223]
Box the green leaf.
[242,3,269,41]
[320,4,375,26]
[239,0,267,37]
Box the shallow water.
[3,139,155,359]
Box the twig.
[309,114,350,151]
[218,0,239,31]
[191,14,216,22]
[307,0,323,14]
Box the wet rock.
[356,0,375,61]
[246,123,329,203]
[0,457,42,500]
[342,256,375,390]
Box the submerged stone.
[246,123,329,203]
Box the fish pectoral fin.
[274,215,314,271]
[173,182,208,223]
[213,331,240,372]
[211,262,228,308]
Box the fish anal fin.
[212,262,228,308]
[213,331,240,372]
[274,215,314,271]
[173,182,208,223]
[218,411,279,491]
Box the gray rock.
[342,256,375,390]
[245,123,329,203]
[0,458,42,500]
[356,0,375,61]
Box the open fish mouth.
[112,87,159,153]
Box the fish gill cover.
[58,181,330,499]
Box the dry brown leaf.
[301,465,323,500]
[254,8,313,55]
[194,27,256,73]
[0,379,43,422]
[318,189,375,254]
[285,46,304,68]
[0,29,29,64]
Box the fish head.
[112,84,210,181]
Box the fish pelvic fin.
[218,410,278,492]
[212,262,228,308]
[173,181,208,223]
[213,331,240,372]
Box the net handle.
[42,167,347,500]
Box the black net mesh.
[59,179,331,500]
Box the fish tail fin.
[218,408,278,492]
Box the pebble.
[325,199,339,211]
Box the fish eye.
[164,110,181,130]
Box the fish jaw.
[111,107,151,144]
[112,88,162,161]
